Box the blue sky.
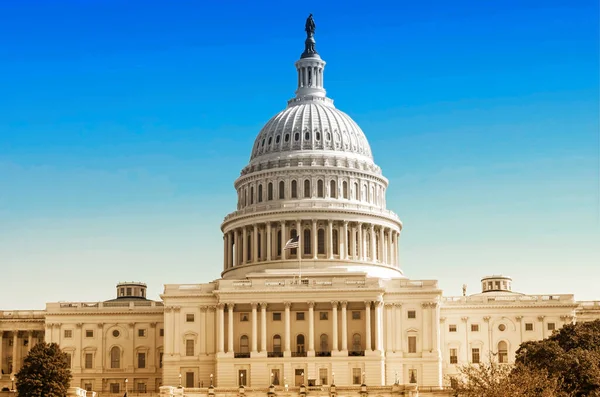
[0,0,598,309]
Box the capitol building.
[1,16,598,397]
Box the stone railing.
[51,301,165,311]
[442,294,575,305]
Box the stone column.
[284,302,291,354]
[251,303,258,353]
[351,224,356,259]
[432,303,440,354]
[296,220,302,258]
[394,304,402,353]
[379,227,385,263]
[340,301,348,352]
[342,221,348,260]
[253,224,259,263]
[308,301,315,355]
[223,235,227,270]
[385,304,393,352]
[370,224,376,262]
[229,231,234,268]
[331,301,338,352]
[365,302,372,351]
[387,230,392,265]
[266,223,272,261]
[217,304,225,353]
[241,227,247,265]
[374,301,383,352]
[234,230,239,266]
[328,220,334,259]
[200,307,207,354]
[260,303,267,353]
[227,303,235,354]
[312,220,318,259]
[12,331,18,374]
[392,231,398,266]
[281,221,287,260]
[357,224,363,261]
[421,303,430,352]
[0,331,3,374]
[27,330,33,353]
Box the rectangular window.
[85,330,94,338]
[408,336,417,353]
[271,369,280,385]
[186,372,195,388]
[450,348,458,364]
[159,352,163,368]
[449,324,457,332]
[138,352,146,368]
[407,310,416,319]
[296,312,305,321]
[352,368,362,385]
[186,339,194,356]
[84,383,93,392]
[64,330,73,338]
[239,370,247,386]
[273,312,282,321]
[352,311,361,320]
[160,328,164,337]
[137,383,147,393]
[240,313,249,322]
[186,314,195,322]
[138,329,146,337]
[548,323,556,331]
[408,369,417,384]
[127,287,132,295]
[85,353,93,369]
[320,312,328,320]
[472,348,480,364]
[66,353,72,368]
[319,368,328,385]
[525,323,533,331]
[110,383,120,393]
[471,324,479,332]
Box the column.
[392,231,398,266]
[27,331,33,353]
[331,301,338,352]
[284,302,291,354]
[312,220,318,259]
[341,301,348,351]
[342,221,348,260]
[357,224,363,261]
[0,332,3,374]
[260,303,267,353]
[12,331,18,374]
[351,224,357,259]
[227,303,235,353]
[365,302,372,352]
[296,220,302,258]
[374,301,384,352]
[327,220,334,259]
[394,304,402,353]
[223,235,227,269]
[387,230,392,265]
[281,221,287,260]
[173,307,181,355]
[308,302,315,355]
[432,303,440,354]
[234,230,239,266]
[217,304,225,353]
[421,303,430,352]
[241,227,247,265]
[251,303,258,353]
[266,223,272,261]
[200,307,207,354]
[370,224,376,262]
[253,224,258,263]
[379,227,385,263]
[385,304,393,352]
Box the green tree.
[15,342,72,397]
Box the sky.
[0,0,598,309]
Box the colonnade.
[223,220,399,270]
[0,330,38,375]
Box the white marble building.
[1,15,599,397]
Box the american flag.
[284,236,300,250]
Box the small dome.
[250,101,373,163]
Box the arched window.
[320,334,329,351]
[304,179,311,198]
[257,232,262,259]
[370,186,374,203]
[304,229,311,256]
[362,185,367,201]
[352,334,361,351]
[258,184,263,202]
[296,334,305,353]
[277,230,282,256]
[375,234,380,261]
[291,180,298,198]
[354,182,359,200]
[330,180,336,198]
[110,346,120,369]
[244,188,248,207]
[240,335,249,353]
[290,229,298,257]
[317,229,325,255]
[247,234,252,262]
[343,181,348,199]
[250,186,254,205]
[347,230,352,256]
[279,181,285,199]
[273,335,282,353]
[366,232,371,259]
[268,182,273,201]
[498,341,508,363]
[332,229,339,255]
[317,180,324,198]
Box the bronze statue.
[305,14,315,37]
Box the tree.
[515,319,600,397]
[15,342,72,397]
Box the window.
[352,311,361,320]
[304,179,311,198]
[409,369,417,384]
[296,334,305,353]
[408,336,417,353]
[450,348,458,364]
[186,339,194,356]
[352,333,362,351]
[137,383,147,393]
[258,184,263,202]
[85,353,93,369]
[354,182,359,200]
[472,348,480,364]
[498,341,508,363]
[250,186,254,204]
[110,346,120,369]
[160,328,164,337]
[85,330,94,338]
[330,180,336,198]
[525,323,534,331]
[296,312,305,321]
[127,287,132,295]
[186,372,195,388]
[138,329,147,337]
[239,369,247,386]
[320,312,328,320]
[271,369,281,385]
[138,352,146,368]
[407,310,416,319]
[64,330,73,338]
[317,180,324,197]
[548,323,556,331]
[352,368,362,385]
[268,182,273,200]
[112,330,120,338]
[317,229,325,254]
[240,313,249,322]
[110,383,120,393]
[159,352,163,368]
[273,335,282,352]
[240,335,249,353]
[343,181,348,199]
[291,180,297,198]
[319,368,328,385]
[304,229,311,255]
[471,324,479,332]
[332,229,338,255]
[320,334,329,351]
[84,383,93,392]
[449,324,457,332]
[273,312,282,321]
[65,353,72,368]
[186,314,195,322]
[279,181,285,199]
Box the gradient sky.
[0,0,598,310]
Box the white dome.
[250,100,373,163]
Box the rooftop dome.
[249,14,373,165]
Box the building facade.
[1,15,598,397]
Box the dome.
[250,101,373,163]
